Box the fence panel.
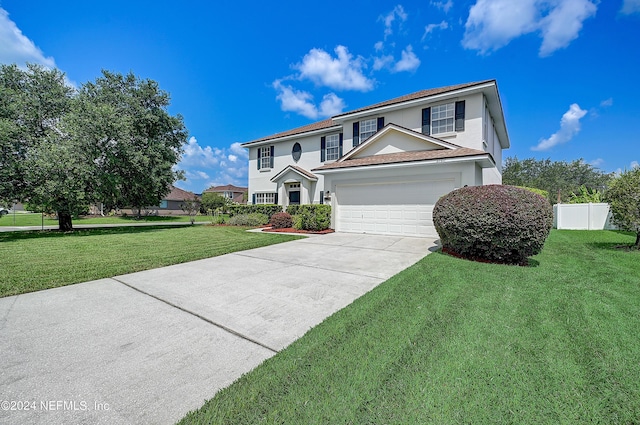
[553,203,617,230]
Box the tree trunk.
[58,211,73,231]
[635,232,640,250]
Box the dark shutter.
[257,148,261,170]
[353,122,360,146]
[377,117,385,131]
[321,136,326,162]
[274,192,278,205]
[320,191,324,204]
[455,101,465,132]
[422,108,431,135]
[269,146,274,168]
[339,133,343,157]
[252,193,256,204]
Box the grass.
[179,230,640,425]
[0,225,300,297]
[0,212,213,227]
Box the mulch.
[261,227,334,235]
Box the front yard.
[0,226,300,297]
[179,230,640,424]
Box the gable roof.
[204,184,247,193]
[338,123,462,162]
[312,147,492,172]
[165,185,198,201]
[270,165,318,182]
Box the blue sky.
[1,0,638,193]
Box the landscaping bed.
[261,226,335,235]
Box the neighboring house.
[118,185,199,216]
[242,79,510,237]
[203,184,248,204]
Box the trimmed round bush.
[433,185,553,265]
[270,212,293,229]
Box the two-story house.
[242,79,510,237]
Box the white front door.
[335,179,455,237]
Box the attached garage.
[335,179,455,237]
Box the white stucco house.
[241,79,510,237]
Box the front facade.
[242,80,510,237]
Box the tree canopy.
[604,167,640,249]
[502,157,612,203]
[0,64,187,230]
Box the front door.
[288,190,300,205]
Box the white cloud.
[532,103,587,151]
[374,41,385,51]
[462,0,597,57]
[294,45,374,92]
[380,5,408,38]
[177,137,249,191]
[0,8,56,68]
[373,54,395,71]
[393,45,421,72]
[632,161,640,169]
[273,80,345,119]
[589,158,604,167]
[432,0,454,13]
[423,21,449,41]
[600,97,613,107]
[621,0,640,14]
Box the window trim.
[255,192,276,204]
[325,134,340,161]
[258,145,274,170]
[359,118,377,142]
[431,102,455,135]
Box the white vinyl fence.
[553,203,617,230]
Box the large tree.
[0,64,73,209]
[0,65,187,230]
[502,157,612,203]
[604,167,640,249]
[70,71,187,218]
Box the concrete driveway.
[0,232,437,425]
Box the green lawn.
[0,212,212,227]
[179,230,640,425]
[0,226,300,297]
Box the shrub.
[228,204,282,218]
[227,213,269,227]
[292,205,331,231]
[270,212,293,229]
[433,185,553,265]
[286,205,300,216]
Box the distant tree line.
[0,64,188,230]
[502,157,613,203]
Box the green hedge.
[433,185,553,265]
[228,204,282,218]
[227,213,269,226]
[292,204,331,231]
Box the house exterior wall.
[321,161,482,229]
[245,84,508,205]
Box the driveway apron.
[0,233,437,425]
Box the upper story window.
[360,118,378,142]
[291,142,302,162]
[257,146,274,170]
[352,117,384,147]
[422,100,465,136]
[321,133,343,162]
[431,103,455,134]
[325,134,340,161]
